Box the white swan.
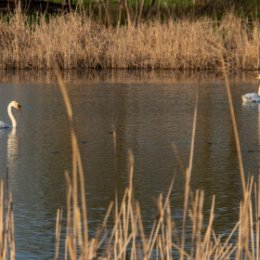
[242,74,260,103]
[0,101,21,129]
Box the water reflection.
[7,128,19,171]
[0,73,259,260]
[241,101,260,173]
[0,128,18,171]
[0,130,8,175]
[0,70,257,85]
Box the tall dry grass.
[0,181,16,260]
[0,11,259,70]
[54,66,260,260]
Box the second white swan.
[242,74,260,103]
[0,101,22,129]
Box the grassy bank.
[0,11,259,70]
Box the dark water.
[0,72,259,260]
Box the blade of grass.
[220,58,246,196]
[181,91,198,260]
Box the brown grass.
[0,58,258,260]
[0,11,259,70]
[0,181,16,260]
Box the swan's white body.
[242,74,260,103]
[0,101,21,129]
[242,92,260,103]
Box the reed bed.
[0,31,259,259]
[0,181,16,260]
[0,11,259,70]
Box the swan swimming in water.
[0,101,21,129]
[242,74,260,103]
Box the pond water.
[0,71,259,260]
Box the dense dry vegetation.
[0,3,259,260]
[0,10,259,70]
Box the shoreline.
[0,68,258,84]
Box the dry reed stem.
[135,202,148,254]
[145,178,174,260]
[180,91,198,260]
[64,171,72,260]
[54,209,63,260]
[255,178,260,260]
[236,180,253,259]
[8,194,16,260]
[0,181,16,260]
[96,202,114,249]
[201,195,215,258]
[55,66,90,259]
[221,58,246,196]
[0,181,3,254]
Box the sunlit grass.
[0,10,258,70]
[0,181,16,260]
[0,6,259,260]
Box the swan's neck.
[7,104,16,128]
[258,84,260,95]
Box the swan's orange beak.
[17,104,22,112]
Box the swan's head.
[10,101,21,111]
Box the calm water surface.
[0,72,259,260]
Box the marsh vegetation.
[0,10,259,70]
[0,1,259,259]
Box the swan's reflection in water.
[0,128,19,186]
[7,128,19,171]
